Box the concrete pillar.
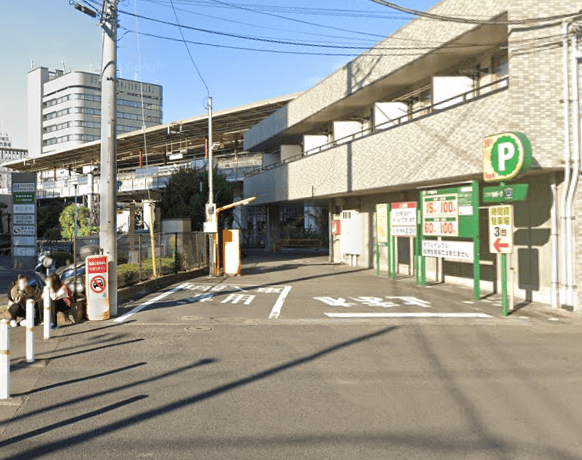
[128,202,137,263]
[265,205,281,252]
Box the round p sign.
[483,132,532,182]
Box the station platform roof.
[6,93,298,174]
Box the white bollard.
[0,319,9,399]
[26,299,35,363]
[43,286,51,340]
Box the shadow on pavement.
[3,328,396,459]
[12,362,147,397]
[3,358,217,427]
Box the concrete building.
[243,0,582,311]
[0,132,28,193]
[27,67,162,158]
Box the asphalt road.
[1,250,581,460]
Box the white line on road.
[268,286,292,319]
[324,312,493,319]
[115,283,190,323]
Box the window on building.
[492,53,508,78]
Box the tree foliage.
[37,199,66,238]
[160,168,234,230]
[59,204,99,240]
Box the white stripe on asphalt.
[269,286,292,319]
[115,283,191,323]
[324,312,493,319]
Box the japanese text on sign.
[423,194,459,237]
[422,240,474,262]
[391,202,417,237]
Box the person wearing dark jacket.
[46,274,73,327]
[8,275,41,327]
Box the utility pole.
[207,96,215,277]
[99,0,118,315]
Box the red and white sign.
[90,276,106,294]
[87,256,108,274]
[86,255,110,320]
[390,202,417,237]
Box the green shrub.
[117,257,177,287]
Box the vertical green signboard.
[419,181,480,300]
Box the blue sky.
[0,0,438,149]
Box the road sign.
[488,205,513,254]
[391,202,417,237]
[483,184,529,203]
[376,204,388,243]
[422,240,474,262]
[483,132,533,182]
[90,276,106,294]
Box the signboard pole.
[472,180,481,301]
[391,236,397,279]
[387,207,392,278]
[419,192,427,286]
[375,211,380,277]
[415,208,421,285]
[501,253,509,316]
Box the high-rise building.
[0,131,28,193]
[27,67,162,157]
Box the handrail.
[247,77,509,177]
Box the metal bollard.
[43,286,51,340]
[26,299,35,363]
[0,319,9,399]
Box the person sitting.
[8,275,41,328]
[46,274,74,328]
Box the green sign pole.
[375,211,380,277]
[499,181,509,315]
[419,191,427,286]
[415,208,421,285]
[472,180,481,300]
[501,253,509,316]
[387,207,391,278]
[391,236,397,279]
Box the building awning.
[6,93,299,174]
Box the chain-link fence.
[117,231,207,287]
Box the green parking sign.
[483,132,532,182]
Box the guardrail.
[247,77,509,177]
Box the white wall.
[333,121,362,145]
[432,76,474,109]
[374,102,408,128]
[303,135,328,155]
[281,144,302,162]
[27,68,48,158]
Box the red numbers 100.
[440,201,455,213]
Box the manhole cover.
[185,326,213,333]
[178,316,201,321]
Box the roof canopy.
[6,93,298,173]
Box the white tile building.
[27,67,162,157]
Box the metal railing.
[247,77,509,176]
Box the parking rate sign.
[391,202,417,237]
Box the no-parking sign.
[86,255,110,320]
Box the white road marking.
[114,283,190,323]
[548,317,559,321]
[463,301,474,305]
[269,286,292,319]
[324,312,493,319]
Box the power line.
[371,0,582,25]
[118,10,510,51]
[140,0,379,44]
[168,0,210,96]
[121,26,566,57]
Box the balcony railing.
[247,77,508,177]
